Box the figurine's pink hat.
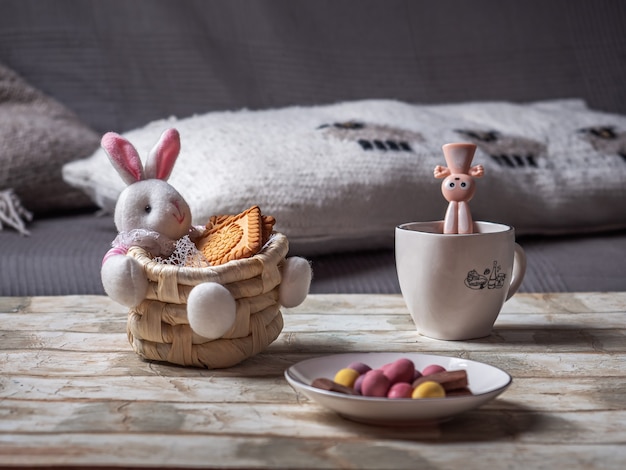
[442,143,477,173]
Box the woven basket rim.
[127,231,288,284]
[124,233,289,368]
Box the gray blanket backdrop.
[2,0,624,134]
[1,0,625,295]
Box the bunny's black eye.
[144,205,152,214]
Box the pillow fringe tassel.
[0,189,33,236]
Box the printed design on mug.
[464,260,506,290]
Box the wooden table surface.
[1,293,625,469]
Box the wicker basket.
[125,232,288,368]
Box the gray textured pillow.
[0,63,100,214]
[62,99,626,255]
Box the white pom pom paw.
[187,282,236,340]
[101,255,148,307]
[279,257,312,308]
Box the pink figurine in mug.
[434,143,484,234]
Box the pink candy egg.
[361,370,391,397]
[422,364,446,376]
[387,382,413,399]
[382,358,415,384]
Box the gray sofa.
[1,0,625,296]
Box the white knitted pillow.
[62,99,626,255]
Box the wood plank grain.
[2,327,625,359]
[1,349,625,379]
[1,375,624,412]
[2,309,625,334]
[0,293,624,469]
[3,292,625,316]
[286,292,626,315]
[1,434,625,469]
[3,398,626,443]
[0,375,295,404]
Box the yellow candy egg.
[411,381,446,399]
[333,368,360,388]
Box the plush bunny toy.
[100,128,312,340]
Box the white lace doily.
[152,235,210,267]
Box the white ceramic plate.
[285,352,512,425]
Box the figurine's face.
[441,174,476,202]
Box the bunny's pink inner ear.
[145,128,181,181]
[101,132,145,185]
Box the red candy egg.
[422,364,446,376]
[382,358,416,384]
[361,370,390,397]
[387,382,413,399]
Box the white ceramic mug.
[395,221,526,340]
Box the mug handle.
[506,243,527,301]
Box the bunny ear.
[145,128,181,181]
[101,132,145,185]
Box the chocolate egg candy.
[382,358,415,384]
[311,378,357,395]
[387,382,413,399]
[361,370,391,397]
[413,370,468,392]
